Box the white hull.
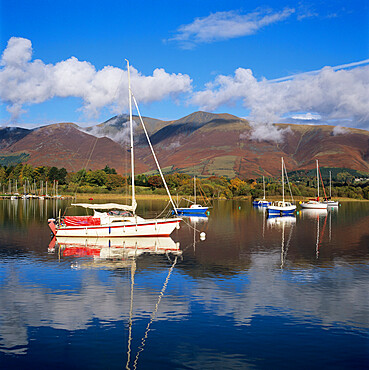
[267,204,296,214]
[50,218,181,238]
[300,201,328,210]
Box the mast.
[194,176,196,204]
[126,59,136,213]
[329,171,332,198]
[282,157,284,204]
[316,159,319,200]
[263,176,265,200]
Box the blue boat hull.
[173,207,208,215]
[253,201,271,207]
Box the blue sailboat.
[175,177,209,215]
[253,176,271,207]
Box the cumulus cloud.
[169,8,295,48]
[192,62,369,140]
[0,37,192,121]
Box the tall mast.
[316,159,319,199]
[329,171,332,198]
[282,157,284,204]
[194,176,196,204]
[263,176,265,200]
[126,59,136,213]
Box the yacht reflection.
[266,215,296,228]
[179,213,208,225]
[298,208,328,258]
[49,237,182,269]
[267,215,296,269]
[299,208,328,218]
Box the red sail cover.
[64,216,101,226]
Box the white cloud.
[192,62,369,139]
[86,116,139,145]
[240,122,291,143]
[169,8,295,48]
[291,112,321,121]
[332,125,348,136]
[0,37,192,121]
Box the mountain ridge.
[1,112,368,178]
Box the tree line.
[1,163,368,200]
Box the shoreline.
[65,194,369,202]
[0,193,368,202]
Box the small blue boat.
[176,204,208,215]
[172,176,209,215]
[253,199,271,207]
[253,176,271,207]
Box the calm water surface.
[0,199,368,369]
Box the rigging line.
[318,167,327,199]
[132,256,178,370]
[73,135,99,198]
[283,160,294,202]
[131,94,178,215]
[155,200,171,219]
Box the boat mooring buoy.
[200,232,206,241]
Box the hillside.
[1,112,368,178]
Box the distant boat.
[175,176,209,215]
[253,176,271,207]
[322,171,339,206]
[300,160,328,210]
[48,60,181,238]
[267,157,296,216]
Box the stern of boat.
[48,218,57,236]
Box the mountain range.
[1,111,369,178]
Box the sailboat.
[253,176,271,206]
[322,171,339,206]
[48,60,181,238]
[267,157,296,216]
[300,160,328,210]
[175,176,209,215]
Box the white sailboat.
[300,160,328,210]
[322,171,339,206]
[267,157,296,216]
[48,60,181,238]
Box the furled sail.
[71,202,137,212]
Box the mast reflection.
[267,215,296,269]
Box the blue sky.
[0,0,368,132]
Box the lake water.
[0,198,368,369]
